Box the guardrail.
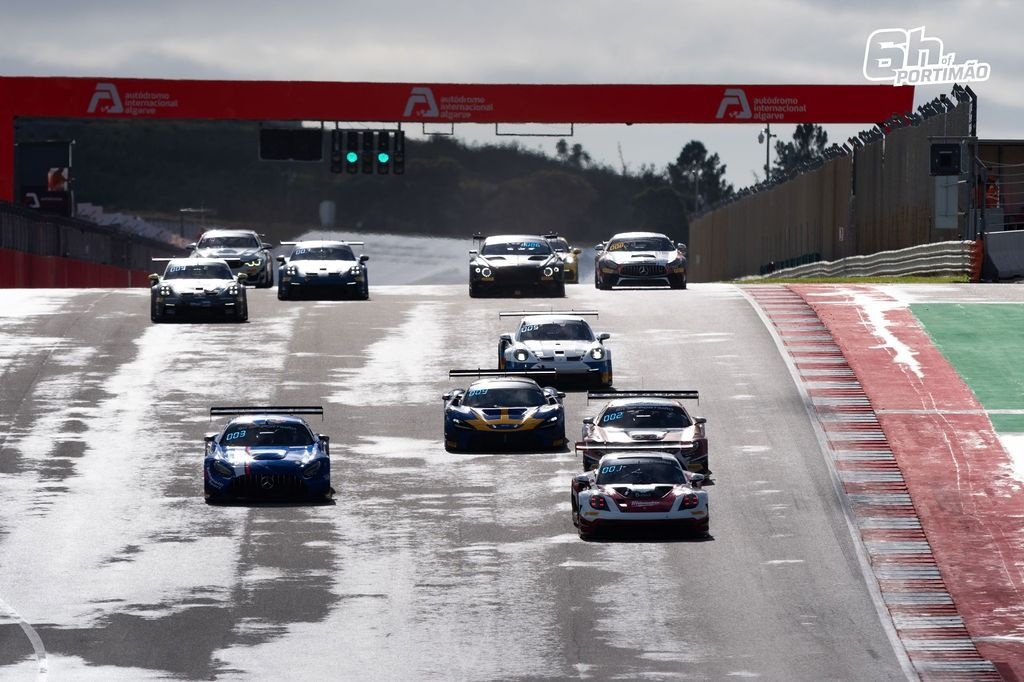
[750,241,979,281]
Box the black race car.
[188,229,275,288]
[149,258,248,322]
[469,234,566,298]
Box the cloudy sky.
[1,0,1019,187]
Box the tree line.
[17,119,828,245]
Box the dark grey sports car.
[468,234,566,298]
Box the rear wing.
[210,406,324,420]
[151,257,175,263]
[498,309,598,318]
[587,390,699,404]
[280,241,364,246]
[448,369,557,379]
[575,442,695,453]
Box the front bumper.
[204,462,331,501]
[155,295,243,317]
[445,424,566,451]
[578,515,709,537]
[506,359,611,387]
[280,271,365,296]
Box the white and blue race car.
[276,240,369,300]
[497,311,612,387]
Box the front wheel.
[277,287,289,300]
[150,298,162,323]
[571,494,580,528]
[237,299,248,322]
[469,283,481,298]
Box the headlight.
[244,259,261,267]
[227,285,240,295]
[211,460,233,477]
[302,460,323,478]
[474,267,481,273]
[349,265,361,276]
[159,285,172,296]
[286,266,298,276]
[513,349,530,362]
[543,267,553,277]
[591,347,605,360]
[451,417,473,430]
[481,267,492,278]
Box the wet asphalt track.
[0,282,911,680]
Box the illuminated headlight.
[451,418,473,430]
[211,460,233,477]
[481,267,492,278]
[227,285,240,295]
[286,265,298,276]
[474,267,481,273]
[349,266,361,276]
[543,267,553,277]
[159,285,172,296]
[513,349,530,362]
[302,460,323,478]
[244,259,262,267]
[545,415,559,424]
[590,346,605,360]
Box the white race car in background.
[497,310,612,387]
[594,231,687,289]
[276,240,369,300]
[571,452,709,539]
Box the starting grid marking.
[746,286,999,680]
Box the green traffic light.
[377,152,391,164]
[345,151,359,163]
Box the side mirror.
[594,243,604,251]
[276,255,286,264]
[677,242,687,251]
[236,273,248,283]
[468,249,479,256]
[694,417,707,425]
[442,391,453,401]
[597,332,610,341]
[204,433,218,442]
[203,432,217,455]
[148,273,160,284]
[499,333,513,342]
[187,243,197,251]
[359,255,369,263]
[262,243,274,250]
[318,435,330,456]
[689,473,706,488]
[583,417,595,426]
[557,391,566,399]
[573,474,592,489]
[572,247,582,255]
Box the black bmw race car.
[468,234,566,298]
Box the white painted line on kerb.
[0,594,47,680]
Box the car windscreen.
[598,406,691,429]
[606,237,675,252]
[220,424,315,447]
[596,460,686,485]
[518,320,594,342]
[461,386,547,408]
[290,246,355,261]
[199,235,260,249]
[481,240,552,256]
[164,263,234,280]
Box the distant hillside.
[16,120,690,245]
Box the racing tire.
[596,273,613,290]
[571,495,580,528]
[357,275,369,301]
[258,265,274,289]
[150,299,163,323]
[277,287,289,301]
[577,522,597,541]
[552,282,566,298]
[669,274,687,290]
[469,283,481,298]
[237,299,249,323]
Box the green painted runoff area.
[911,303,1024,432]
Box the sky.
[1,0,1020,188]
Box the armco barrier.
[744,240,975,281]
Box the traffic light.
[361,131,374,174]
[344,131,360,174]
[377,131,391,174]
[392,130,405,175]
[329,129,343,174]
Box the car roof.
[200,229,259,238]
[608,231,671,241]
[466,376,542,389]
[597,452,682,466]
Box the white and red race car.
[571,452,709,539]
[578,390,709,478]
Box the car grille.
[223,258,244,269]
[227,473,307,497]
[620,263,666,277]
[493,265,542,284]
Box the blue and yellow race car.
[203,406,332,503]
[443,370,566,451]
